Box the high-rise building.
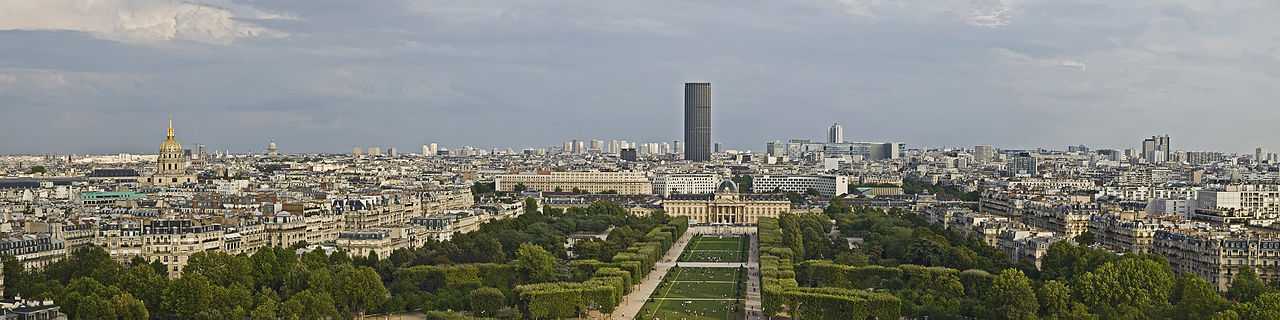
[674,140,684,154]
[974,145,995,163]
[828,123,843,143]
[684,82,711,162]
[1258,147,1270,164]
[1011,152,1038,176]
[714,142,723,153]
[387,147,397,156]
[620,148,637,161]
[353,147,362,156]
[1142,135,1170,163]
[368,147,382,156]
[422,145,430,156]
[430,143,438,155]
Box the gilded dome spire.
[167,115,175,139]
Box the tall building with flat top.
[684,82,711,162]
[828,123,843,143]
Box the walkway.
[612,226,697,319]
[743,232,762,320]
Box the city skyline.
[5,1,1280,154]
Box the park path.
[743,231,762,320]
[612,226,697,319]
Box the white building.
[653,173,722,197]
[751,174,849,196]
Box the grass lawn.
[668,267,739,282]
[639,267,745,320]
[679,236,747,262]
[637,299,744,320]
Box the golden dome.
[160,117,182,153]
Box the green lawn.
[668,267,739,282]
[637,299,744,320]
[639,267,745,320]
[679,236,747,262]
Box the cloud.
[996,48,1087,71]
[0,0,285,44]
[831,0,1021,27]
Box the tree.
[524,197,540,215]
[515,242,558,283]
[804,188,822,196]
[27,166,46,174]
[986,269,1038,320]
[469,287,505,317]
[1228,266,1273,303]
[513,183,528,192]
[341,266,387,316]
[1074,231,1096,246]
[1073,258,1174,318]
[120,264,167,317]
[111,292,150,320]
[164,274,212,318]
[1169,274,1229,320]
[76,294,117,320]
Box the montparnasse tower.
[157,117,187,175]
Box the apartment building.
[0,234,65,270]
[495,171,653,194]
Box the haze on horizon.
[2,0,1278,155]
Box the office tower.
[767,141,786,157]
[562,141,572,153]
[974,145,995,163]
[387,147,397,156]
[574,140,584,153]
[660,142,671,154]
[1011,152,1038,176]
[674,140,684,154]
[1142,135,1170,163]
[621,148,637,161]
[590,140,603,153]
[1259,147,1269,164]
[684,82,711,162]
[828,123,843,143]
[353,147,362,156]
[715,142,723,153]
[430,143,438,155]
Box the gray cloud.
[1,0,1279,154]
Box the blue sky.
[2,0,1279,154]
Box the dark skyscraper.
[684,82,711,162]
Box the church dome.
[717,179,738,193]
[160,138,182,153]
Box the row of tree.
[768,200,1280,319]
[3,200,677,319]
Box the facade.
[1010,153,1038,176]
[974,145,995,163]
[782,140,902,160]
[652,173,721,197]
[751,174,849,197]
[0,234,65,270]
[663,180,790,225]
[684,82,711,162]
[495,171,652,194]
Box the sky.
[2,0,1280,155]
